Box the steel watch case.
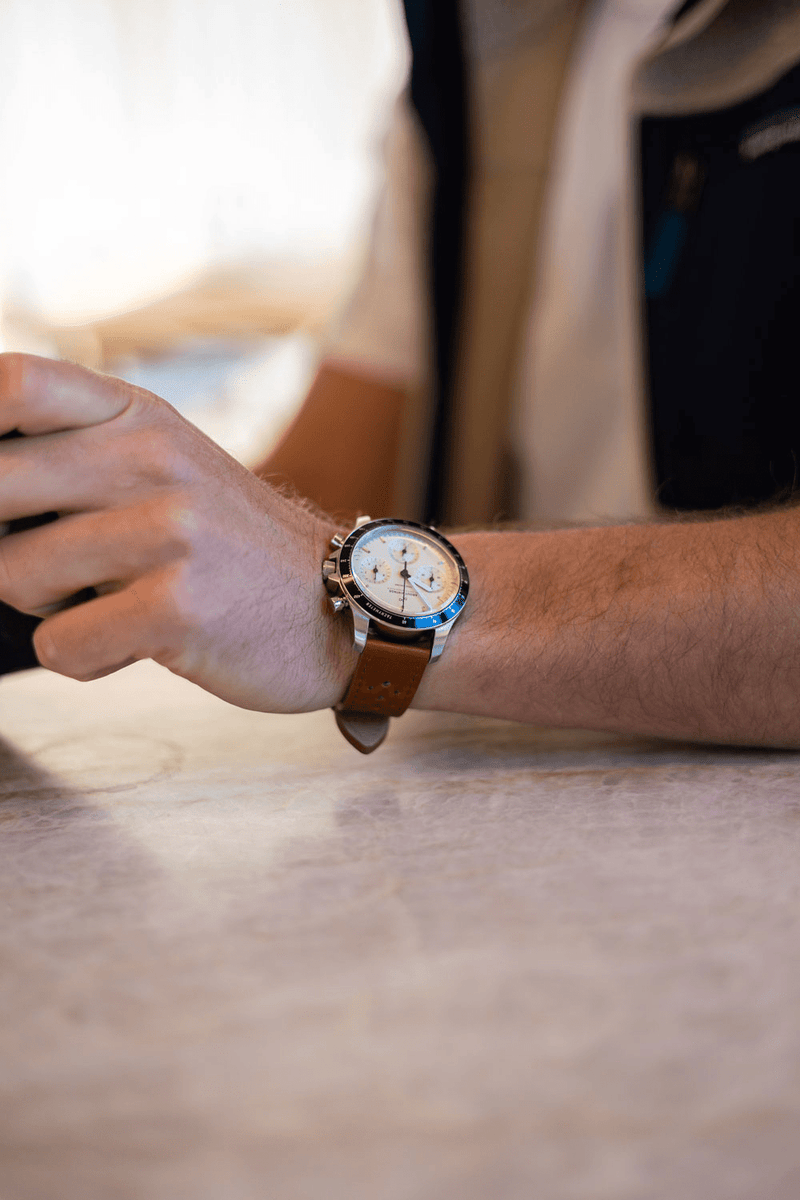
[322,517,469,660]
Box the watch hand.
[400,568,431,609]
[406,578,432,610]
[400,565,409,612]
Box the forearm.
[414,510,800,747]
[254,361,404,518]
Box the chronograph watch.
[322,516,469,753]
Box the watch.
[322,516,469,753]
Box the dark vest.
[401,0,471,524]
[403,0,800,518]
[642,59,800,510]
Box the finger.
[0,499,190,616]
[0,353,144,436]
[0,419,183,522]
[32,579,174,682]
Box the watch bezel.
[338,518,469,631]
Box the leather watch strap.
[335,637,432,754]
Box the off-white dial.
[357,553,390,584]
[352,528,460,617]
[411,564,445,593]
[389,538,419,565]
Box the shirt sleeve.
[321,91,431,385]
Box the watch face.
[339,519,468,631]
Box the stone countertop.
[1,661,800,1200]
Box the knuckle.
[0,352,25,389]
[124,424,169,483]
[121,381,169,418]
[123,423,193,491]
[0,535,13,595]
[130,572,186,664]
[31,622,62,673]
[0,353,26,419]
[160,563,193,622]
[139,493,198,565]
[0,535,27,610]
[33,620,93,681]
[153,564,201,644]
[97,375,163,427]
[159,495,197,545]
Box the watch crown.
[329,595,348,614]
[330,533,344,548]
[322,558,337,581]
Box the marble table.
[1,660,800,1199]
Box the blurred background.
[0,0,407,461]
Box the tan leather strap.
[334,711,392,755]
[335,636,432,754]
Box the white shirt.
[515,0,677,522]
[323,0,798,521]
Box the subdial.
[411,564,446,593]
[357,554,390,585]
[390,538,419,565]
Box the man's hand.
[0,353,356,711]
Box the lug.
[430,621,453,661]
[352,609,370,652]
